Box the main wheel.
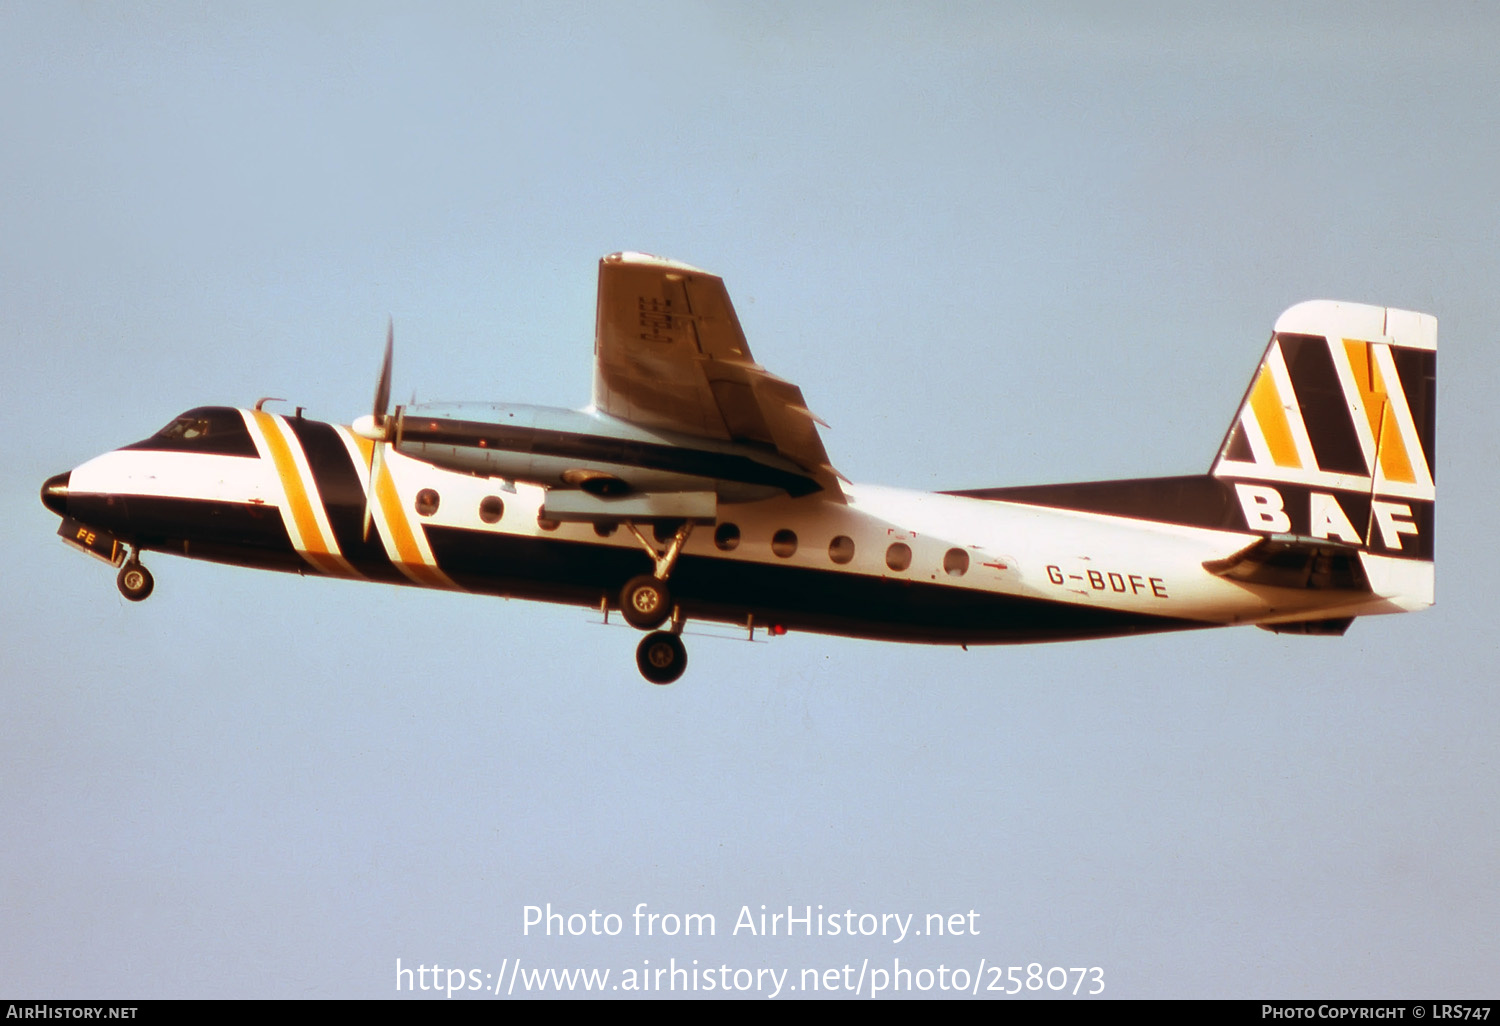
[635,631,687,685]
[117,561,154,602]
[619,574,671,630]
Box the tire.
[619,574,671,630]
[117,562,154,602]
[635,631,687,685]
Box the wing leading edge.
[591,252,843,499]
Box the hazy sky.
[3,2,1496,998]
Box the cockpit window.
[159,415,213,440]
[121,406,259,457]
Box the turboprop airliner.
[40,252,1435,684]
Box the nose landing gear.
[116,557,154,602]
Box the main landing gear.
[636,630,687,686]
[116,555,154,602]
[619,521,694,684]
[620,574,671,630]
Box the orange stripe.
[304,550,352,576]
[373,457,423,564]
[1343,340,1415,484]
[1344,339,1381,437]
[404,564,452,588]
[371,456,451,587]
[346,427,452,588]
[251,411,350,575]
[1376,409,1415,484]
[350,434,374,465]
[1247,365,1301,467]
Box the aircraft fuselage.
[38,274,1437,683]
[42,406,1422,653]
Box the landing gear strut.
[619,521,695,682]
[116,557,154,602]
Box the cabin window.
[479,496,504,524]
[828,535,855,564]
[653,520,684,543]
[943,548,970,577]
[537,513,560,531]
[885,542,912,572]
[594,521,617,537]
[714,523,741,551]
[415,489,440,517]
[771,529,798,558]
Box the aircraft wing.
[591,252,843,498]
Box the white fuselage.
[55,410,1428,646]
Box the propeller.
[352,320,396,540]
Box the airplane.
[40,252,1435,684]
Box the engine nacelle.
[385,402,820,503]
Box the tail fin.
[1211,300,1435,608]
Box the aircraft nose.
[41,471,70,517]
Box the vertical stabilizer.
[1211,300,1435,607]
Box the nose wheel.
[116,559,154,602]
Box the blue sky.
[3,2,1496,998]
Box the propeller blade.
[373,318,394,427]
[359,320,396,542]
[362,435,386,542]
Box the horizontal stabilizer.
[1258,617,1355,636]
[1203,535,1370,592]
